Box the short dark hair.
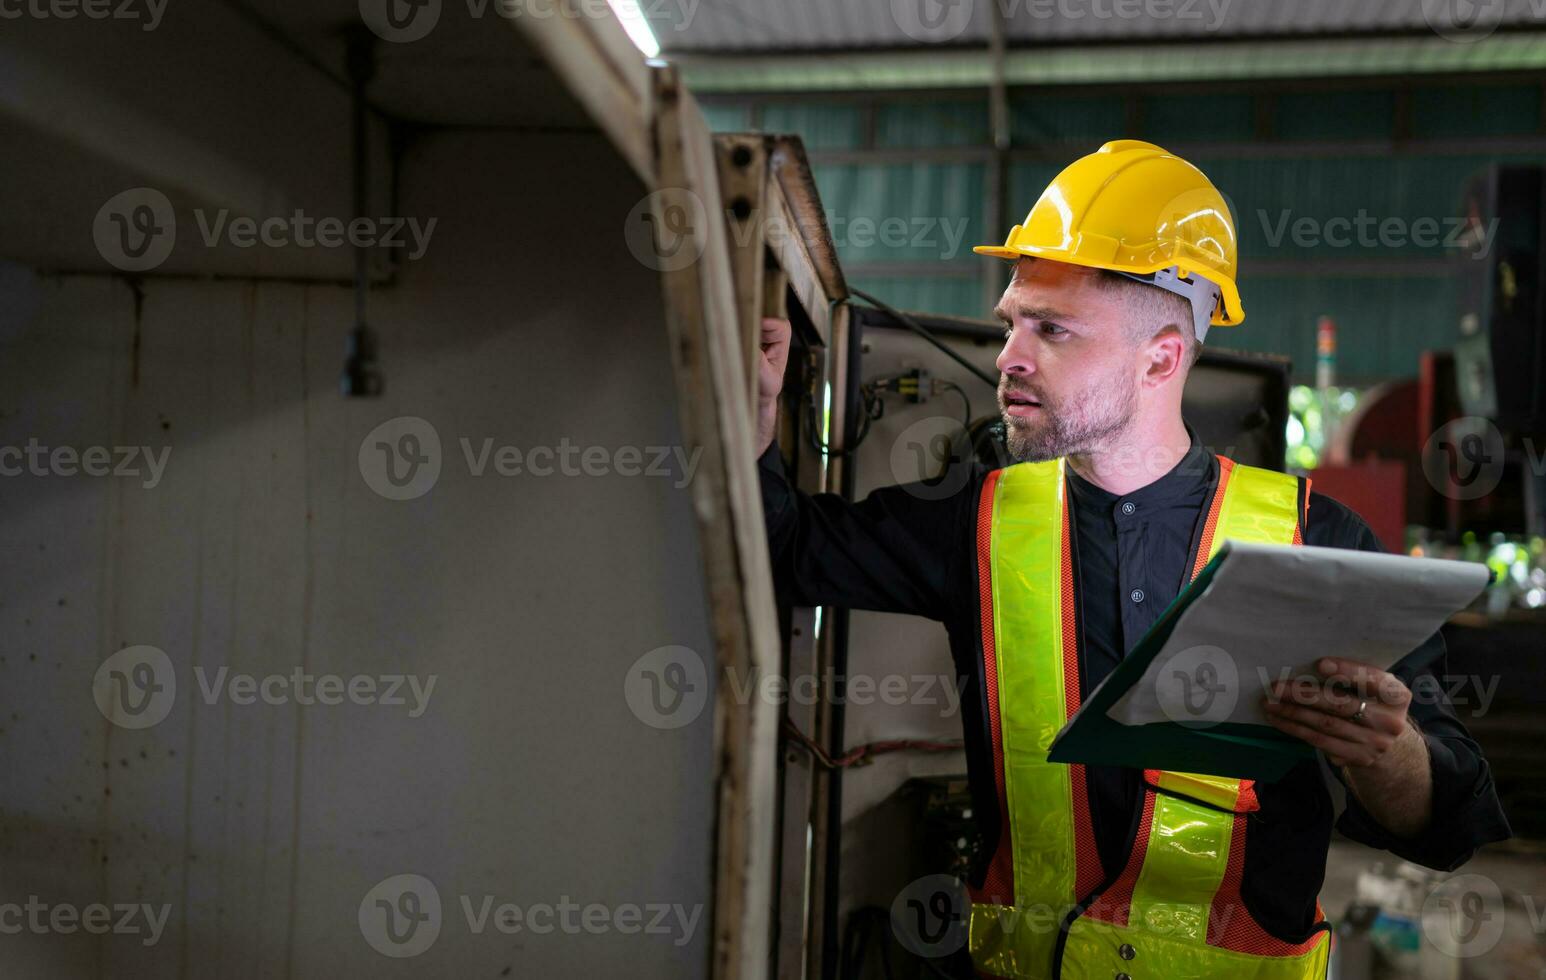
[1090,269,1202,370]
[1008,256,1203,369]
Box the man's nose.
[996,334,1034,377]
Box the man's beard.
[1000,369,1137,463]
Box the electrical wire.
[782,717,964,770]
[803,381,883,458]
[934,378,972,429]
[840,907,895,980]
[795,291,991,458]
[850,289,999,392]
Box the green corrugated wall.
[698,81,1544,385]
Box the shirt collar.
[1065,420,1216,509]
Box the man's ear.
[1143,325,1189,388]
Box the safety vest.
[968,454,1331,980]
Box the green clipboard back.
[1046,544,1316,783]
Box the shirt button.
[1121,501,1135,516]
[1130,589,1145,603]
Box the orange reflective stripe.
[973,469,1014,906]
[1191,456,1235,580]
[1209,803,1329,957]
[1060,494,1103,900]
[1210,456,1302,553]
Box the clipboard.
[1046,540,1492,782]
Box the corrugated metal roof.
[680,32,1546,91]
[651,0,1546,53]
[695,82,1545,383]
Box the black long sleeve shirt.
[759,420,1512,942]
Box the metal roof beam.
[677,33,1546,93]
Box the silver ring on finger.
[1350,699,1368,724]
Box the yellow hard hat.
[974,139,1243,338]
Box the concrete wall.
[0,129,716,979]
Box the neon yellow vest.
[968,454,1331,980]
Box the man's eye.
[1040,323,1067,337]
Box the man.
[755,140,1510,979]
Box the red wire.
[781,716,964,770]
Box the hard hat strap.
[1110,266,1219,345]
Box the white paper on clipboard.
[1104,541,1491,729]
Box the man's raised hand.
[757,316,792,454]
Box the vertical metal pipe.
[341,28,382,397]
[984,0,1012,316]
